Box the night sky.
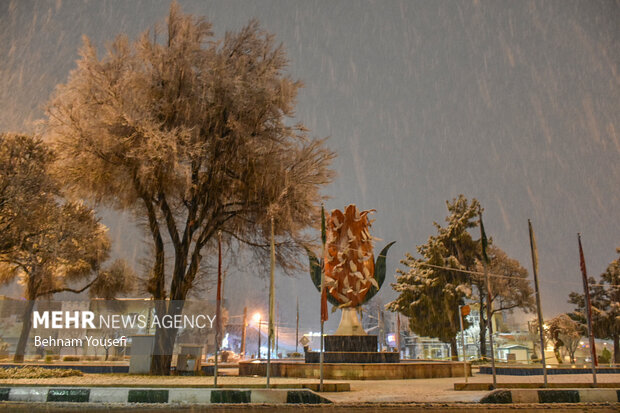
[1,0,618,347]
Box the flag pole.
[319,203,327,392]
[479,210,497,388]
[241,306,247,359]
[214,231,223,387]
[296,297,299,353]
[528,220,548,387]
[396,314,401,356]
[267,216,276,388]
[458,305,468,383]
[578,233,597,387]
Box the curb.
[0,387,332,404]
[1,382,350,392]
[455,382,620,390]
[479,366,620,375]
[480,388,620,404]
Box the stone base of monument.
[304,334,400,363]
[304,351,400,363]
[239,360,471,380]
[325,335,377,352]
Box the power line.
[416,262,616,288]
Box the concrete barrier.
[0,387,332,404]
[480,388,620,404]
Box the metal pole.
[459,305,468,383]
[214,231,223,387]
[396,314,401,355]
[319,321,324,391]
[267,216,275,388]
[319,203,326,393]
[479,211,496,388]
[257,317,261,359]
[528,219,548,386]
[578,233,598,386]
[483,260,497,388]
[241,306,247,358]
[267,323,271,388]
[296,297,299,353]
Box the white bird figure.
[348,227,357,240]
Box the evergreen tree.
[388,195,534,360]
[387,195,477,359]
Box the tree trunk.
[614,334,619,364]
[13,298,36,363]
[149,300,185,375]
[450,337,458,361]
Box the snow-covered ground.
[0,372,617,403]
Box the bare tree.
[47,2,335,374]
[472,246,535,357]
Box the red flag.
[320,204,328,323]
[321,286,328,323]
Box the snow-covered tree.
[568,247,619,363]
[473,245,535,357]
[46,2,334,374]
[0,133,56,254]
[0,134,135,362]
[388,195,534,360]
[387,196,476,359]
[546,314,584,364]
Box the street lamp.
[253,312,262,359]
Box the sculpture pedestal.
[304,351,400,363]
[334,308,366,335]
[325,335,377,352]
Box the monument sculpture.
[307,204,397,363]
[238,204,471,378]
